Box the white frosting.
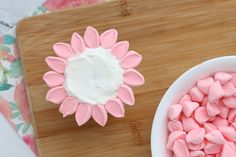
[64,47,124,105]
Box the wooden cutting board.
[16,0,236,156]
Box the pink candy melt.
[168,104,182,121]
[75,104,92,126]
[111,41,129,59]
[214,72,232,84]
[71,32,86,53]
[105,98,125,118]
[182,117,200,132]
[59,96,78,117]
[118,85,135,106]
[182,102,199,117]
[119,50,142,69]
[46,86,66,104]
[186,128,205,144]
[197,77,214,94]
[83,26,100,48]
[124,69,145,87]
[100,29,118,49]
[43,71,65,87]
[45,56,66,74]
[92,105,108,126]
[173,140,189,157]
[167,72,236,156]
[208,81,225,103]
[189,87,204,102]
[53,42,73,59]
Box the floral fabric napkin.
[0,0,103,155]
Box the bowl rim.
[151,56,236,157]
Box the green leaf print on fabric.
[2,71,8,83]
[11,111,20,119]
[38,6,47,13]
[10,102,19,111]
[3,35,16,45]
[22,124,30,134]
[1,45,11,52]
[7,59,22,78]
[15,123,24,132]
[0,82,13,91]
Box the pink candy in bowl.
[151,56,236,157]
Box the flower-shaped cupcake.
[43,26,144,126]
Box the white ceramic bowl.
[151,56,236,157]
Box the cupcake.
[43,26,144,126]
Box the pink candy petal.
[188,141,205,151]
[218,101,230,119]
[201,96,208,106]
[194,107,210,124]
[231,123,236,130]
[208,81,225,103]
[118,85,135,105]
[218,126,236,141]
[204,123,217,133]
[212,116,229,129]
[46,86,67,104]
[168,104,182,121]
[111,41,129,59]
[83,26,100,48]
[75,104,92,126]
[206,103,221,117]
[222,97,236,108]
[197,77,214,94]
[168,121,183,132]
[204,142,222,154]
[179,94,191,105]
[92,105,108,126]
[186,128,205,144]
[45,56,66,74]
[189,87,204,102]
[228,109,236,123]
[105,98,124,118]
[59,97,78,117]
[167,131,186,150]
[100,29,118,48]
[173,140,189,157]
[189,150,204,157]
[221,142,236,157]
[230,73,236,86]
[223,82,236,97]
[124,69,145,86]
[214,72,232,84]
[71,32,86,53]
[182,117,200,132]
[43,71,65,87]
[182,102,199,117]
[205,130,226,144]
[53,42,73,59]
[119,50,142,69]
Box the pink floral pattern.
[14,79,31,123]
[43,0,104,11]
[0,0,105,156]
[0,96,13,124]
[23,134,37,154]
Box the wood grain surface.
[17,0,236,156]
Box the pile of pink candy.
[167,72,236,157]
